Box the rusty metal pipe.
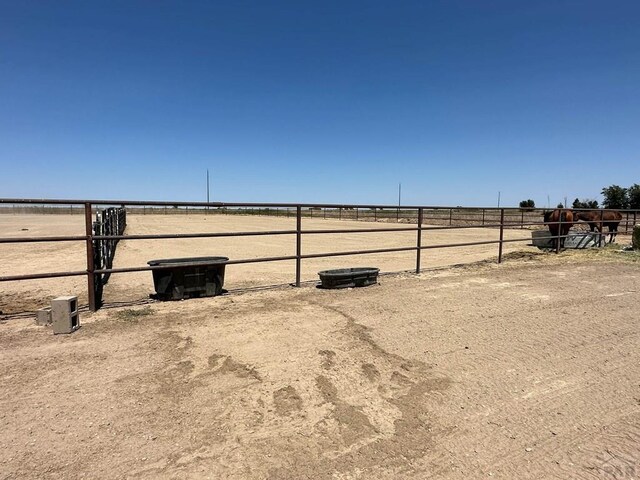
[85,203,97,311]
[0,270,88,282]
[0,235,87,244]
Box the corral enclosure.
[1,198,638,315]
[1,211,536,313]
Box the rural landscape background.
[2,1,640,479]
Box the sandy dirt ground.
[0,214,538,313]
[1,250,639,479]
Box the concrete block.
[51,296,80,334]
[35,307,51,326]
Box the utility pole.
[397,183,402,222]
[497,191,501,208]
[206,169,210,203]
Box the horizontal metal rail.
[301,246,417,259]
[421,239,500,249]
[93,230,298,241]
[0,221,591,246]
[300,226,418,234]
[0,235,87,244]
[0,270,88,282]
[2,197,639,213]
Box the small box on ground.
[51,296,80,334]
[35,306,52,326]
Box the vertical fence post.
[521,210,524,229]
[449,208,453,226]
[599,209,604,247]
[482,208,485,226]
[416,208,423,273]
[556,210,563,254]
[625,212,629,233]
[295,206,302,287]
[498,208,505,263]
[634,211,637,228]
[85,203,97,311]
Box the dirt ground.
[1,250,639,479]
[0,214,537,313]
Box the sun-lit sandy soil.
[1,250,639,479]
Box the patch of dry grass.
[112,306,153,323]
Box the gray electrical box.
[51,296,80,334]
[35,306,52,326]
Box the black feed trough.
[147,256,228,301]
[318,267,380,289]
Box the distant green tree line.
[520,183,640,211]
[601,184,640,209]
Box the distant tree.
[572,198,599,209]
[557,203,564,208]
[628,184,640,210]
[601,185,629,209]
[519,199,535,210]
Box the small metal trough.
[532,230,602,249]
[148,256,228,300]
[318,267,380,289]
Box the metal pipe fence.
[1,198,637,312]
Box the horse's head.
[543,211,553,222]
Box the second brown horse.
[574,210,623,243]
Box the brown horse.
[543,209,574,250]
[574,210,622,243]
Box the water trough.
[318,267,380,289]
[148,256,228,300]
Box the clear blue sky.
[1,1,639,207]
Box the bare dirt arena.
[1,215,639,479]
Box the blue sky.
[1,1,639,207]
